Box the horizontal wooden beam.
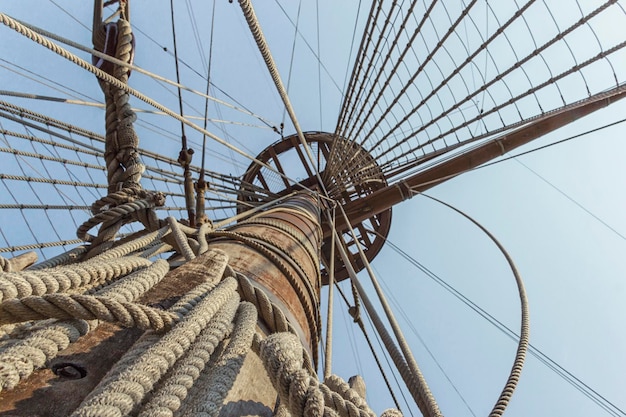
[326,89,626,236]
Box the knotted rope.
[257,333,400,417]
[80,10,167,254]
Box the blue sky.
[1,1,626,416]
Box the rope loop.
[77,195,165,243]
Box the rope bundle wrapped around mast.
[0,216,402,417]
[1,3,403,414]
[83,4,166,254]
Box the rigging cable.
[374,265,477,417]
[412,192,529,417]
[367,189,625,417]
[196,0,218,226]
[281,0,303,127]
[372,229,625,417]
[0,13,322,196]
[9,16,277,127]
[169,0,195,226]
[332,276,404,412]
[514,158,626,242]
[332,224,442,417]
[322,206,336,380]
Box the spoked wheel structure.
[237,131,391,283]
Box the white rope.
[71,277,239,417]
[179,302,257,417]
[0,256,151,303]
[137,296,239,417]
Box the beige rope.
[0,292,178,332]
[77,195,165,243]
[0,259,169,392]
[258,332,389,417]
[0,319,91,392]
[332,228,440,417]
[0,13,310,193]
[418,193,530,417]
[167,216,196,261]
[180,302,257,417]
[71,277,239,417]
[235,272,315,375]
[29,246,88,270]
[92,226,171,261]
[0,256,151,303]
[137,296,239,417]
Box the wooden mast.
[0,193,323,416]
[329,89,626,239]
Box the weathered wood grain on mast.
[0,193,323,416]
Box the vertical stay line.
[236,0,330,199]
[362,0,480,151]
[282,0,303,126]
[337,0,400,142]
[316,0,323,129]
[169,0,196,225]
[335,0,383,137]
[169,0,186,143]
[322,206,336,380]
[197,0,218,226]
[343,0,427,143]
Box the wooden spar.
[0,193,323,416]
[327,89,626,238]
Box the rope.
[323,374,375,417]
[76,193,166,244]
[0,257,11,273]
[258,332,392,417]
[323,209,337,379]
[207,230,320,356]
[235,272,314,374]
[92,226,171,261]
[236,0,332,201]
[332,227,440,417]
[0,259,169,392]
[167,216,196,261]
[137,296,239,417]
[0,13,317,195]
[96,259,170,302]
[0,292,178,332]
[179,302,257,417]
[71,277,239,417]
[0,256,151,303]
[0,319,91,392]
[29,246,88,270]
[418,193,530,417]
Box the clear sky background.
[1,1,625,416]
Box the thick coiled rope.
[77,195,165,243]
[258,332,398,417]
[29,246,88,270]
[0,292,178,331]
[178,302,257,417]
[137,297,240,417]
[235,271,315,375]
[0,256,151,303]
[71,277,239,417]
[0,319,90,392]
[0,259,169,392]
